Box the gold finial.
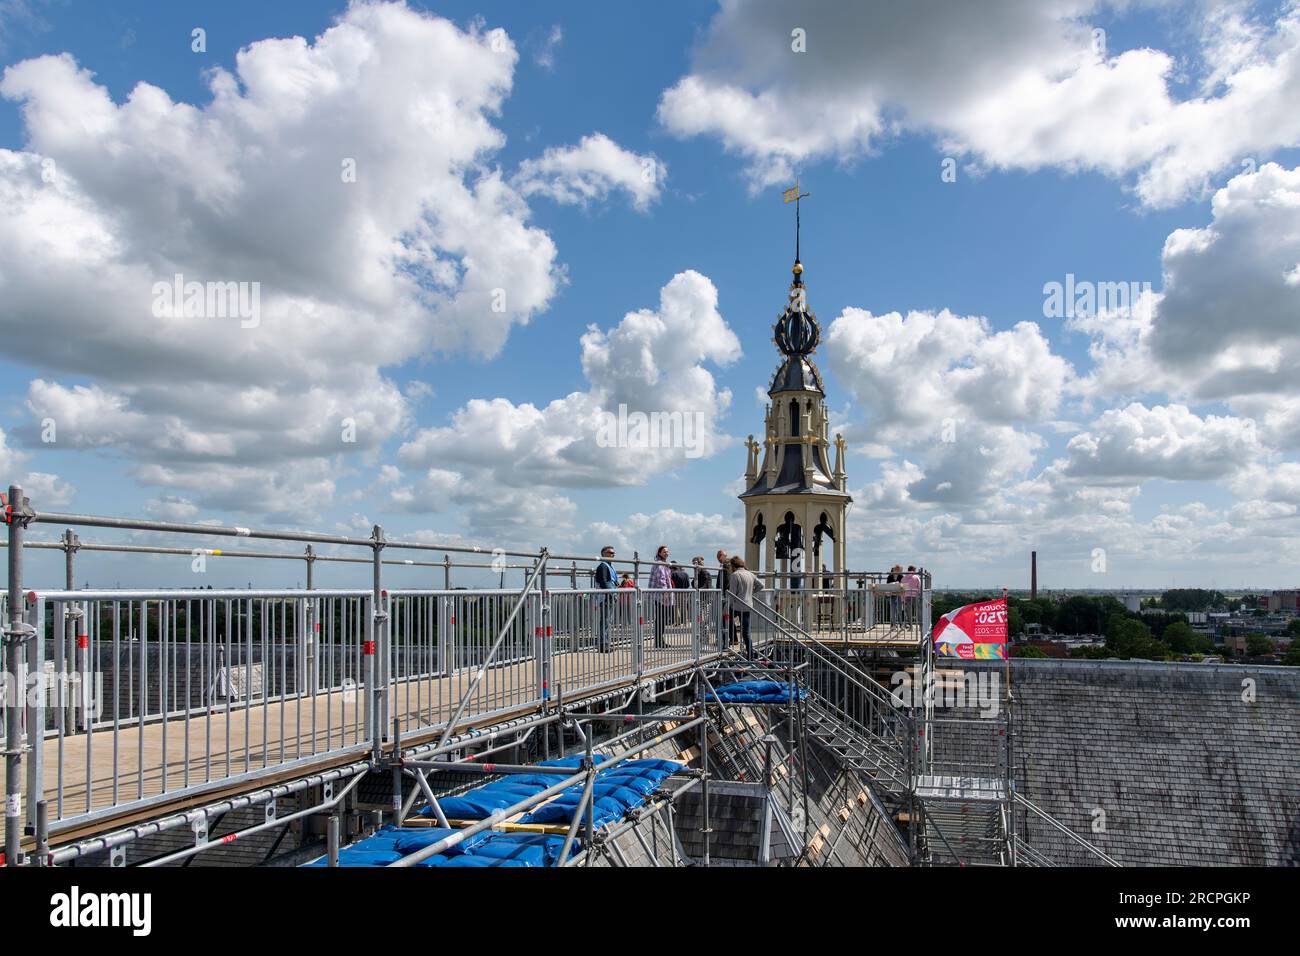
[792,261,803,275]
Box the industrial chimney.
[1031,550,1038,600]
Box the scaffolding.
[3,481,1116,868]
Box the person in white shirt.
[727,556,763,657]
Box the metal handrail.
[742,595,915,786]
[747,595,914,717]
[923,809,966,867]
[1012,791,1120,866]
[1016,840,1058,867]
[434,551,549,750]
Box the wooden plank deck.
[26,617,917,849]
[34,634,707,844]
[782,623,924,648]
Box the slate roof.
[934,659,1300,866]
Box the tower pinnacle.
[740,189,851,585]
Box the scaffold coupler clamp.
[1,491,35,528]
[2,619,36,649]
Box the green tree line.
[933,592,1297,664]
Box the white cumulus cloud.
[657,0,1300,207]
[0,2,565,516]
[514,132,664,211]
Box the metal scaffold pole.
[1007,691,1018,865]
[369,524,386,761]
[4,485,33,866]
[62,528,85,735]
[696,672,711,867]
[62,528,78,589]
[303,546,316,693]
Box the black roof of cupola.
[769,259,825,396]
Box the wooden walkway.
[28,618,920,848]
[780,623,924,648]
[34,636,709,845]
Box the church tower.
[740,245,851,587]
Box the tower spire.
[741,194,850,587]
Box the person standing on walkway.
[692,556,712,590]
[716,549,734,648]
[728,556,763,657]
[618,572,636,619]
[594,546,617,652]
[670,561,690,624]
[903,565,921,628]
[886,564,904,630]
[648,545,673,648]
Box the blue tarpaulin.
[301,755,683,867]
[709,680,808,703]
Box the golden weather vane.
[782,178,811,264]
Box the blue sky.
[2,0,1299,591]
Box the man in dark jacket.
[692,556,712,589]
[595,546,617,652]
[670,562,690,622]
[717,549,734,647]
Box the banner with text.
[932,598,1008,660]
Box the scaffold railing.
[3,482,934,866]
[745,593,918,795]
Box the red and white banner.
[932,599,1008,660]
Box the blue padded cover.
[710,680,807,703]
[389,826,486,856]
[432,855,530,868]
[508,757,592,787]
[597,773,658,795]
[435,789,527,820]
[617,758,682,774]
[303,846,403,867]
[522,794,627,828]
[473,782,549,802]
[468,833,568,866]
